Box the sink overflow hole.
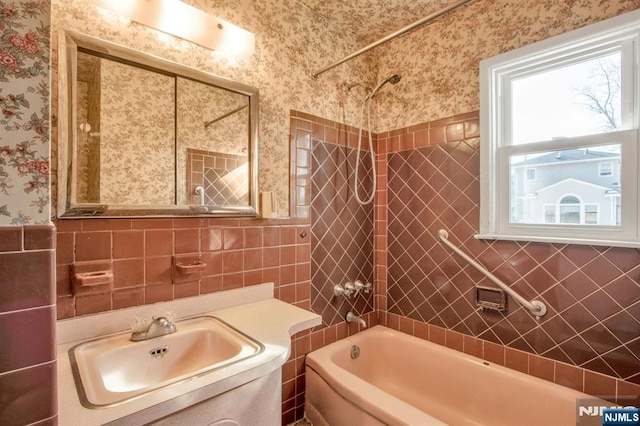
[149,346,169,358]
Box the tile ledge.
[57,283,274,344]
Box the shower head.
[368,73,402,99]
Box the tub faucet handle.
[354,280,372,294]
[333,283,354,298]
[344,282,356,296]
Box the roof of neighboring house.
[533,178,617,194]
[520,178,621,198]
[513,148,619,166]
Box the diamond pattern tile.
[203,166,249,206]
[186,148,248,206]
[385,119,640,381]
[311,139,374,328]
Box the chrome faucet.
[131,316,177,341]
[345,311,367,328]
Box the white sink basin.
[69,316,263,407]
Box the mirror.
[57,30,259,218]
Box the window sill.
[474,233,640,248]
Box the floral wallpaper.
[13,0,636,224]
[51,0,377,216]
[374,0,640,133]
[99,58,175,205]
[299,0,456,43]
[176,77,249,205]
[0,0,50,225]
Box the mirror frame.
[57,29,259,218]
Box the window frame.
[479,10,640,247]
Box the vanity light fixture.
[90,0,255,59]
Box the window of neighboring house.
[544,205,556,223]
[585,204,599,224]
[479,10,640,247]
[543,197,600,225]
[599,161,613,177]
[559,196,581,224]
[525,168,536,181]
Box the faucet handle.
[343,282,355,296]
[334,283,354,298]
[131,316,149,333]
[354,280,372,295]
[164,311,177,323]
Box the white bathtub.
[305,325,605,426]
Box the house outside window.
[479,10,640,247]
[510,148,620,226]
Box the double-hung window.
[479,10,640,247]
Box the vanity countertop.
[56,284,321,425]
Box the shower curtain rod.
[310,0,474,79]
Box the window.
[559,196,581,224]
[525,168,536,181]
[599,161,613,177]
[541,197,600,225]
[585,204,599,224]
[544,205,556,223]
[480,10,640,247]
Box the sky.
[511,51,621,145]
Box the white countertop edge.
[57,283,274,345]
[56,287,322,426]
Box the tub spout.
[345,311,367,328]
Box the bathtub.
[305,325,605,426]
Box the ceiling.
[297,0,459,44]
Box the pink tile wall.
[0,225,57,425]
[56,215,312,426]
[291,109,638,423]
[55,218,311,318]
[291,112,375,329]
[378,111,640,402]
[286,111,376,423]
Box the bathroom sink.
[69,316,263,407]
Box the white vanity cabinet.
[145,370,281,426]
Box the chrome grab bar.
[436,229,547,318]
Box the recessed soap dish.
[476,286,507,312]
[173,254,207,280]
[71,260,113,296]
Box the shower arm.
[436,229,547,318]
[310,0,474,79]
